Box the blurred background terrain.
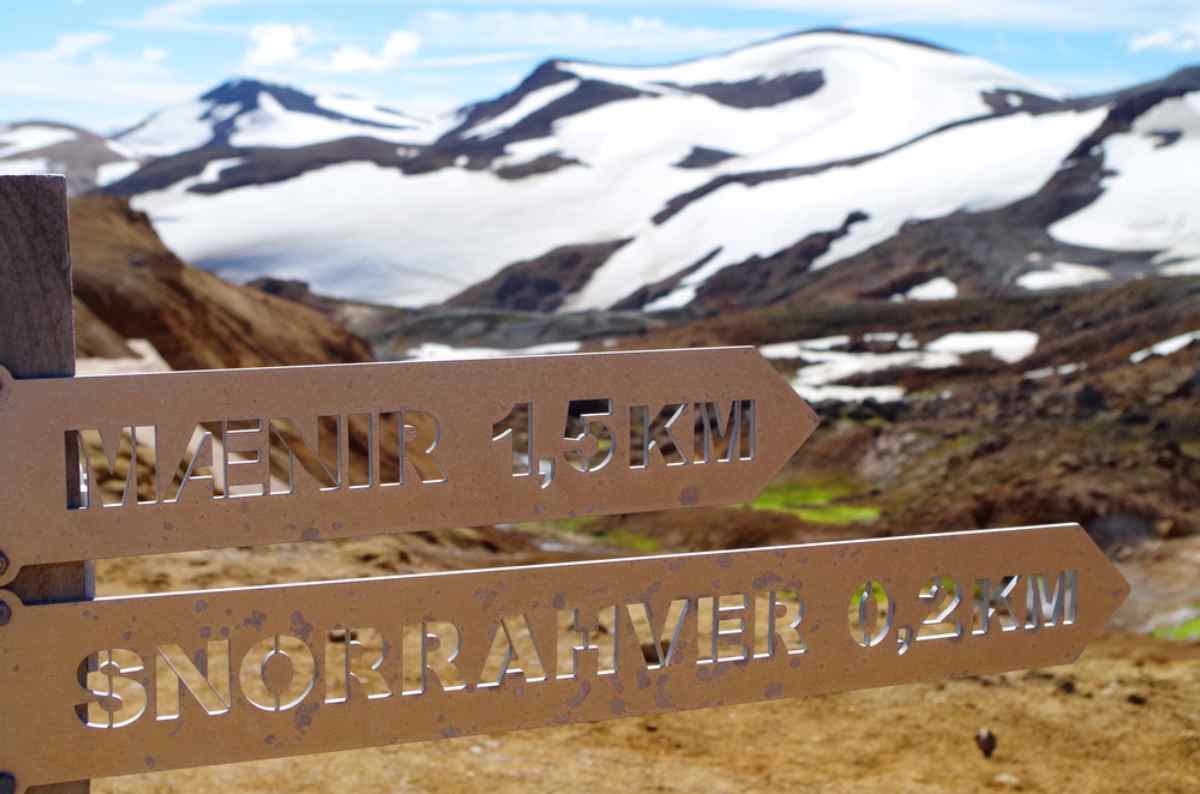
[3,16,1199,794]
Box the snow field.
[576,107,1106,310]
[761,329,1038,402]
[1050,94,1200,275]
[0,124,77,157]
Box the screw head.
[0,602,11,627]
[0,551,8,576]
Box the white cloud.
[239,26,533,75]
[452,0,1199,32]
[0,33,200,123]
[47,32,112,59]
[239,26,427,73]
[410,10,780,52]
[142,48,169,64]
[1130,23,1200,53]
[245,23,315,67]
[325,31,422,73]
[125,0,246,33]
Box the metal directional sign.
[0,524,1127,791]
[0,347,817,583]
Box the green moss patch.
[747,479,880,525]
[1153,611,1200,642]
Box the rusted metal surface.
[0,348,817,583]
[0,524,1128,791]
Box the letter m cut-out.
[68,425,156,508]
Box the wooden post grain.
[0,175,92,794]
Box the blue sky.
[3,1,1199,131]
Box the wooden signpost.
[0,175,1130,793]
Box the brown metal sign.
[0,347,817,583]
[0,524,1128,791]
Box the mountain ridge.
[4,28,1199,314]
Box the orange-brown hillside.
[69,195,372,369]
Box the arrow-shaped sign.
[0,348,816,581]
[0,524,1128,791]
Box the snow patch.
[0,158,50,175]
[761,334,961,404]
[1129,331,1200,363]
[1050,93,1200,273]
[230,91,418,148]
[1016,261,1111,290]
[117,101,216,157]
[863,332,919,349]
[791,349,961,383]
[466,80,580,139]
[172,158,245,193]
[76,340,171,376]
[759,335,850,358]
[0,125,77,157]
[793,384,907,403]
[896,276,958,301]
[926,330,1039,364]
[315,94,425,128]
[96,160,142,186]
[1024,362,1084,380]
[402,341,582,361]
[1162,258,1200,276]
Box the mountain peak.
[770,26,961,54]
[198,77,321,116]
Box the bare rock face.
[445,239,632,313]
[68,195,373,370]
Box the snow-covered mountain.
[7,29,1199,311]
[113,78,443,158]
[0,121,138,194]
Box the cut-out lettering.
[557,607,617,679]
[269,416,342,494]
[156,642,231,719]
[479,614,546,687]
[402,410,447,484]
[916,577,963,643]
[973,576,1021,635]
[238,635,317,712]
[626,599,689,669]
[1025,571,1077,630]
[563,399,614,473]
[81,649,147,729]
[165,424,220,503]
[630,404,689,468]
[693,401,756,463]
[713,594,751,662]
[849,580,894,648]
[223,419,267,498]
[422,621,465,692]
[492,402,533,478]
[754,590,805,658]
[71,426,156,508]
